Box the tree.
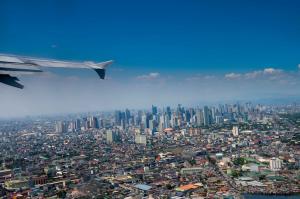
[233,157,246,166]
[231,170,240,178]
[259,174,266,181]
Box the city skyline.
[0,101,299,198]
[1,0,300,117]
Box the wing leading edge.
[0,54,113,89]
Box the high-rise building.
[215,115,224,124]
[55,121,67,133]
[203,106,211,126]
[166,106,171,118]
[158,115,164,132]
[69,122,76,132]
[125,109,131,126]
[232,126,239,137]
[152,105,158,115]
[114,111,121,126]
[135,134,147,145]
[196,109,203,126]
[269,158,282,171]
[106,130,121,143]
[89,116,99,129]
[149,119,154,131]
[141,114,147,129]
[75,119,81,131]
[82,117,89,130]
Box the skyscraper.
[125,109,131,126]
[232,126,239,137]
[55,121,67,133]
[152,105,158,115]
[135,134,147,145]
[106,130,121,143]
[75,119,81,131]
[196,109,203,126]
[203,106,211,126]
[89,116,99,129]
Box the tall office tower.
[203,106,211,126]
[115,111,122,126]
[177,104,184,120]
[196,109,204,126]
[225,104,229,113]
[88,117,93,129]
[75,119,81,131]
[211,107,216,122]
[129,117,134,126]
[170,114,176,127]
[106,130,113,143]
[120,111,126,127]
[99,119,105,128]
[55,121,67,133]
[215,115,224,124]
[82,117,89,130]
[136,110,143,126]
[232,126,239,136]
[106,130,121,143]
[140,113,147,129]
[89,116,99,129]
[69,122,76,132]
[177,104,182,114]
[125,109,131,125]
[164,113,171,128]
[185,110,191,123]
[152,105,158,115]
[269,158,282,171]
[146,113,151,128]
[135,134,147,145]
[166,106,171,118]
[149,119,154,131]
[94,117,99,129]
[158,115,164,131]
[191,114,197,124]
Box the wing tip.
[94,68,106,79]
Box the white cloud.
[243,68,282,79]
[263,68,282,75]
[204,75,216,80]
[186,74,216,81]
[245,70,261,79]
[137,72,160,80]
[225,73,241,79]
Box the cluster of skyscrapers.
[56,103,269,134]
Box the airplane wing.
[0,54,113,89]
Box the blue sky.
[0,0,300,117]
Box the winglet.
[92,60,113,79]
[0,74,24,89]
[94,68,106,79]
